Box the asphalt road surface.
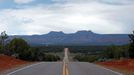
[68,62,122,75]
[6,62,122,75]
[7,62,62,75]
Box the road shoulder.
[1,62,37,75]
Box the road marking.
[6,62,44,75]
[65,64,69,75]
[62,62,65,75]
[62,48,69,75]
[92,63,123,75]
[62,62,69,75]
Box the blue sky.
[0,0,134,35]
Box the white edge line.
[6,62,44,75]
[92,63,123,75]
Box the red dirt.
[0,54,28,72]
[97,59,134,72]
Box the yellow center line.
[65,63,69,75]
[62,62,69,75]
[62,48,69,75]
[62,62,65,75]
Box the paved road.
[6,48,122,75]
[63,48,69,63]
[68,62,122,75]
[7,62,62,75]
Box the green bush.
[0,45,2,53]
[129,31,134,58]
[45,53,60,61]
[8,38,29,59]
[7,38,61,61]
[74,54,99,62]
[102,45,129,60]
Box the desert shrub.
[8,38,30,59]
[129,31,134,58]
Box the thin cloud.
[14,0,35,4]
[0,0,134,35]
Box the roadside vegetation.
[0,31,61,61]
[73,31,134,62]
[70,45,129,62]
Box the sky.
[0,0,134,35]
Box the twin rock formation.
[11,30,130,46]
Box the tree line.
[0,31,60,61]
[0,31,134,62]
[102,31,134,59]
[74,31,134,62]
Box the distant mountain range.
[10,30,130,46]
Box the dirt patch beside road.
[0,54,28,72]
[97,59,134,75]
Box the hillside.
[10,30,130,46]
